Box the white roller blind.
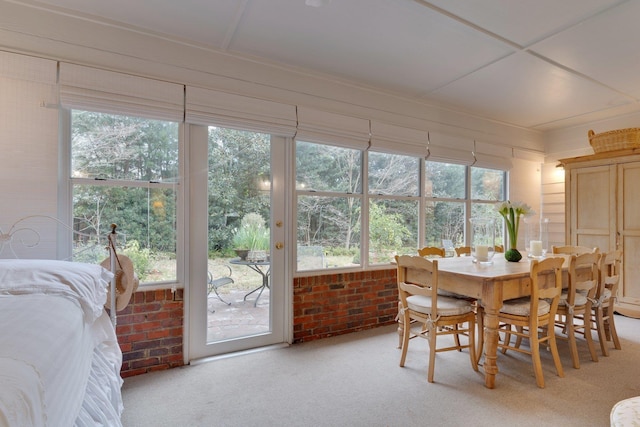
[473,141,513,171]
[427,132,475,165]
[0,51,56,84]
[185,86,297,137]
[295,106,370,150]
[369,121,428,157]
[59,63,184,122]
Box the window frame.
[59,108,184,288]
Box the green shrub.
[123,240,151,281]
[232,213,269,250]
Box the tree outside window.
[70,110,179,283]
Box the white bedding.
[0,260,123,427]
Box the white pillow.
[0,259,114,322]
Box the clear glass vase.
[469,218,495,264]
[525,216,549,258]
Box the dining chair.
[554,252,601,369]
[592,250,623,356]
[399,245,450,348]
[416,245,475,350]
[417,246,446,258]
[395,255,478,383]
[551,245,599,255]
[454,246,471,257]
[498,257,565,388]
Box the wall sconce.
[256,174,271,193]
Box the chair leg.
[213,286,232,305]
[396,302,403,349]
[548,327,565,380]
[427,325,437,383]
[501,325,512,355]
[476,307,484,365]
[583,309,599,363]
[514,325,524,349]
[530,329,545,388]
[595,306,609,357]
[467,319,478,373]
[565,313,581,369]
[399,315,411,367]
[608,310,622,350]
[453,324,462,351]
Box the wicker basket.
[588,128,640,153]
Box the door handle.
[275,242,284,250]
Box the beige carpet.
[122,314,640,427]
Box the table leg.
[243,284,265,305]
[482,307,499,389]
[242,266,270,307]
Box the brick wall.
[116,288,184,378]
[117,268,399,376]
[292,267,398,343]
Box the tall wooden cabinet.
[560,149,640,318]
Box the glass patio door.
[188,125,287,361]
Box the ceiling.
[14,0,640,131]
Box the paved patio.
[206,287,270,342]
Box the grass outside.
[143,254,362,288]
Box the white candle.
[530,240,543,256]
[476,245,489,261]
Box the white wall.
[0,54,59,258]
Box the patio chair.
[208,265,234,306]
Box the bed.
[0,219,124,426]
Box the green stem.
[508,208,517,249]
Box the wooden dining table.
[434,253,570,389]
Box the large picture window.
[295,141,506,272]
[69,110,179,284]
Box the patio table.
[230,257,270,307]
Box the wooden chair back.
[567,252,601,306]
[595,249,623,354]
[599,250,622,301]
[396,255,439,313]
[455,246,471,257]
[418,246,445,258]
[531,257,565,318]
[552,245,599,255]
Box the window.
[295,141,362,270]
[368,152,419,264]
[295,142,507,271]
[425,162,466,247]
[470,166,506,247]
[424,162,506,249]
[69,110,180,284]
